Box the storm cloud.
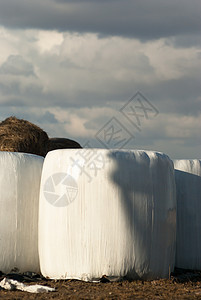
[0,0,201,41]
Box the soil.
[1,269,201,299]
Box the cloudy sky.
[0,0,201,159]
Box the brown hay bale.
[0,116,49,157]
[48,137,82,152]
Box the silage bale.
[39,149,176,281]
[174,159,201,270]
[0,152,44,273]
[0,116,49,157]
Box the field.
[1,269,201,299]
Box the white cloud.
[0,18,200,159]
[137,39,201,81]
[0,27,200,108]
[36,30,64,54]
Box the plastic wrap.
[39,149,176,281]
[0,152,44,273]
[174,159,201,270]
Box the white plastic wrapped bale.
[174,159,201,270]
[0,152,44,273]
[39,149,176,281]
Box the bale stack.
[0,116,49,157]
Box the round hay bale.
[48,137,82,152]
[0,116,49,157]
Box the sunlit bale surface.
[39,149,176,281]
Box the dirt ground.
[1,269,201,299]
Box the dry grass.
[0,116,82,157]
[0,116,49,157]
[1,269,201,299]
